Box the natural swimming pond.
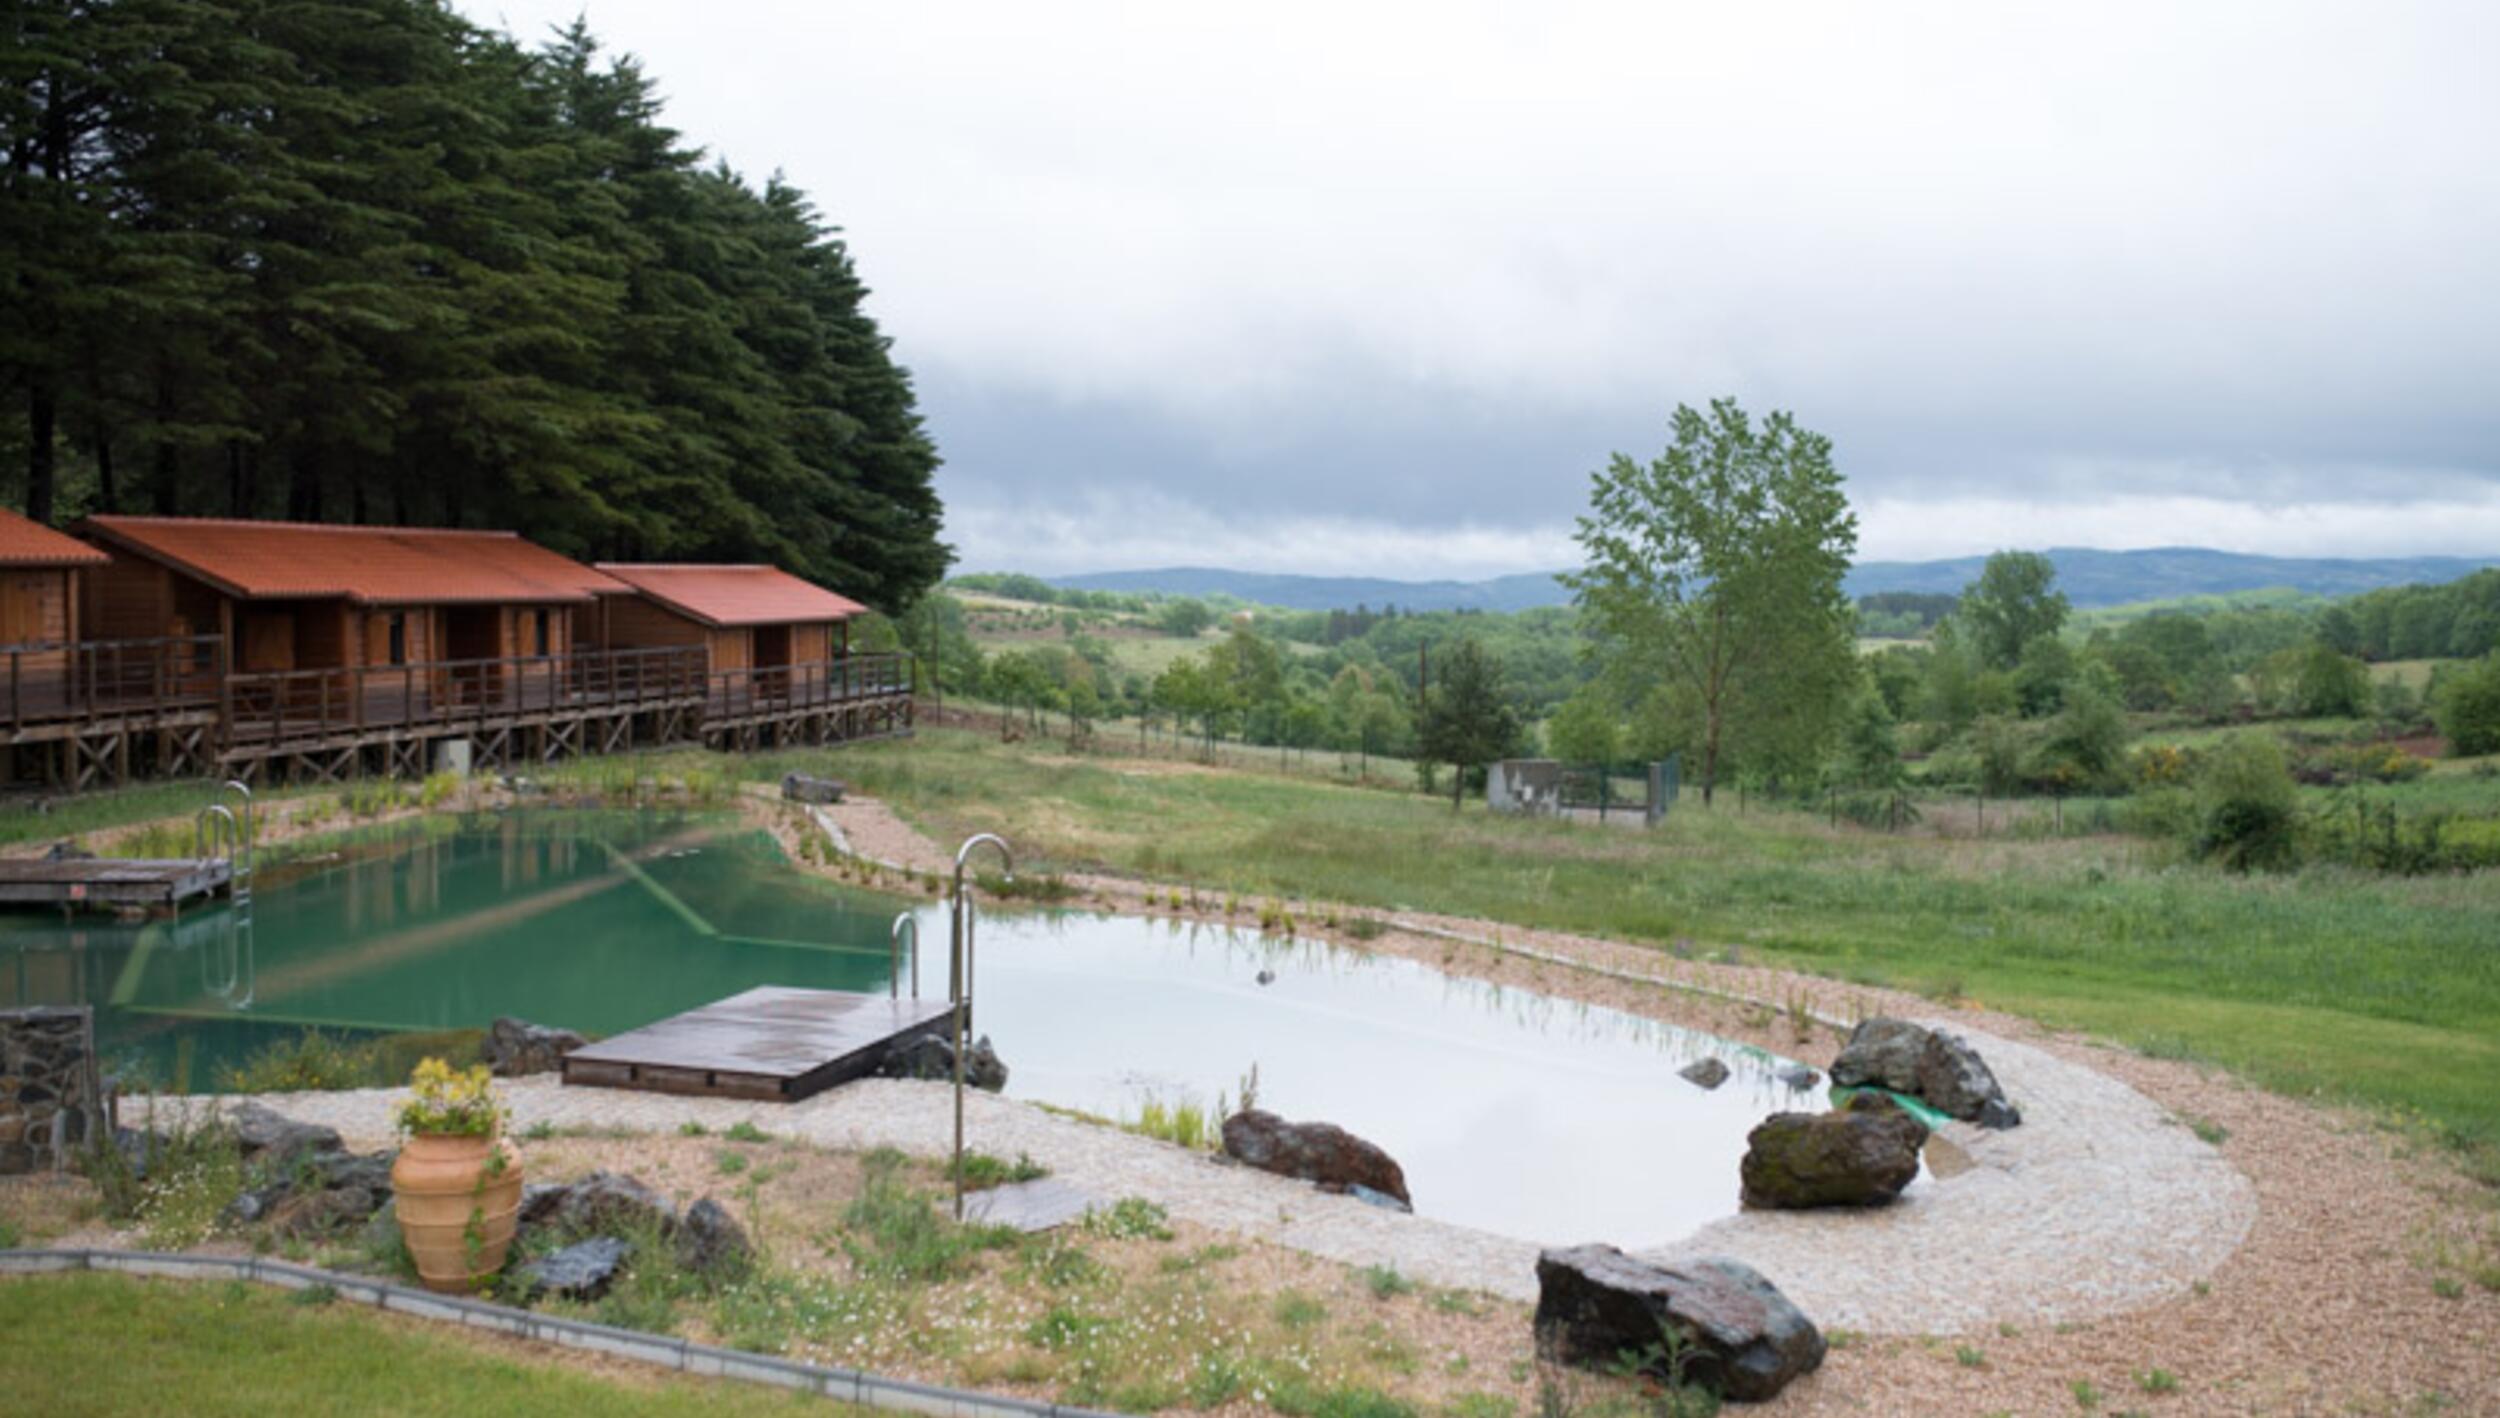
[0,810,1843,1246]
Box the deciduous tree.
[1564,398,1858,805]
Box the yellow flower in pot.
[390,1057,525,1294]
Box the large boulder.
[309,1148,394,1195]
[228,1146,396,1231]
[1827,1018,1927,1094]
[1829,1017,2020,1129]
[1913,1032,2021,1130]
[513,1236,631,1302]
[1219,1109,1411,1208]
[674,1197,755,1279]
[876,1033,1007,1092]
[483,1016,587,1077]
[780,773,847,805]
[536,1171,678,1240]
[225,1103,341,1164]
[1534,1245,1825,1403]
[270,1183,387,1239]
[1740,1093,1927,1209]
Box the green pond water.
[0,811,907,1089]
[0,809,1852,1246]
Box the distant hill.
[1048,567,1573,613]
[1049,548,2500,613]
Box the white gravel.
[197,1014,2252,1335]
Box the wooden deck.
[0,856,234,911]
[561,986,960,1102]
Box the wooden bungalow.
[0,507,110,729]
[592,564,885,726]
[71,516,664,749]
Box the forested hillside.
[1045,547,2500,612]
[1,0,947,608]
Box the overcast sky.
[463,2,2499,577]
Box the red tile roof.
[0,508,109,568]
[76,516,626,606]
[594,564,867,627]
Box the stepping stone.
[960,1178,1100,1233]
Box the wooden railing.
[1,636,225,731]
[225,645,710,747]
[10,640,915,752]
[706,652,913,721]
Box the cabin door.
[443,606,503,706]
[751,624,794,709]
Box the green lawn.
[0,1273,831,1416]
[805,730,2500,1174]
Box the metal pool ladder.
[193,781,257,1006]
[194,779,256,910]
[948,833,1012,1219]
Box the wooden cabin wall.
[82,554,171,641]
[707,626,751,672]
[292,601,352,670]
[0,571,70,648]
[604,596,705,649]
[0,572,74,689]
[238,608,295,671]
[789,623,823,664]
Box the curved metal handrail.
[889,913,919,1001]
[193,803,239,866]
[218,779,255,907]
[948,833,1012,1219]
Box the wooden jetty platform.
[0,856,234,913]
[561,986,960,1102]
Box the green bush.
[2115,786,2195,841]
[2191,735,2302,871]
[2434,654,2500,757]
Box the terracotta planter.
[391,1132,525,1294]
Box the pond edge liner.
[1381,916,1857,1031]
[0,1247,1116,1418]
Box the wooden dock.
[561,986,960,1102]
[0,856,234,912]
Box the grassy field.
[0,1273,829,1416]
[790,729,2500,1175]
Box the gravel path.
[208,1006,2250,1335]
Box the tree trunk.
[1700,707,1722,807]
[153,438,180,514]
[92,419,116,512]
[24,384,56,524]
[1452,761,1464,811]
[287,447,323,521]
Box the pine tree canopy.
[1,1,949,610]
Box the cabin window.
[534,609,551,657]
[387,613,408,666]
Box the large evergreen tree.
[0,1,949,609]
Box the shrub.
[2191,735,2301,871]
[2115,786,2195,841]
[220,1031,371,1094]
[2435,654,2500,757]
[2128,743,2195,787]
